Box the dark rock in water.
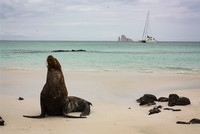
[18,97,24,100]
[168,94,191,106]
[52,49,86,53]
[157,97,169,102]
[71,49,86,52]
[78,49,86,52]
[0,116,5,126]
[176,118,200,124]
[148,105,162,115]
[163,108,181,111]
[52,50,71,52]
[137,94,157,106]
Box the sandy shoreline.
[1,69,200,134]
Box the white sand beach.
[0,69,200,134]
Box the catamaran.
[141,11,157,43]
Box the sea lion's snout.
[47,55,61,70]
[47,55,54,65]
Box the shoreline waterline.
[1,67,200,75]
[1,68,200,98]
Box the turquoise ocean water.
[0,41,200,73]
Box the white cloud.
[0,0,200,41]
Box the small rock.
[176,121,190,124]
[176,118,200,124]
[189,118,200,124]
[148,106,162,115]
[0,116,5,126]
[18,97,24,100]
[163,108,181,111]
[136,94,157,106]
[157,105,162,109]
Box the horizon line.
[0,39,200,43]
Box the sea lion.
[23,55,91,118]
[63,96,92,117]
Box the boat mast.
[142,11,149,40]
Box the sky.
[0,0,200,41]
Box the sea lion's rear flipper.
[63,112,86,118]
[23,114,45,119]
[80,102,91,117]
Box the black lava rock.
[177,118,200,124]
[148,105,162,115]
[0,116,5,126]
[18,97,24,100]
[157,97,169,102]
[137,94,157,106]
[168,94,190,106]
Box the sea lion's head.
[47,55,61,70]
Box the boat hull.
[140,40,157,43]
